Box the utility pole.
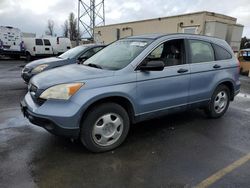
[77,0,105,43]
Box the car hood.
[31,64,114,89]
[26,57,69,68]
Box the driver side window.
[147,39,185,67]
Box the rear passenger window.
[43,39,51,46]
[213,44,232,60]
[188,40,214,63]
[35,39,43,46]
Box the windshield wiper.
[85,63,102,69]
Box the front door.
[136,39,190,116]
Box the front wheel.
[80,103,130,152]
[205,85,230,118]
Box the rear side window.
[43,39,51,46]
[213,44,232,60]
[35,39,43,46]
[188,40,214,63]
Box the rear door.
[43,39,53,55]
[35,39,43,55]
[136,38,190,115]
[187,39,221,103]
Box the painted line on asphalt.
[195,153,250,188]
[236,93,250,99]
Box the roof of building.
[126,33,225,41]
[96,11,237,29]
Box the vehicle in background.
[21,34,240,152]
[21,44,105,83]
[43,36,72,55]
[23,37,54,61]
[0,26,25,58]
[238,48,250,76]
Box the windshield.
[83,39,152,70]
[59,46,86,59]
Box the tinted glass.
[59,46,86,59]
[83,39,152,70]
[213,44,232,60]
[147,39,185,66]
[35,39,43,45]
[43,39,51,46]
[189,40,214,63]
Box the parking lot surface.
[1,60,250,188]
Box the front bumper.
[21,93,81,138]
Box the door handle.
[213,64,221,69]
[177,68,188,73]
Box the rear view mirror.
[139,60,165,71]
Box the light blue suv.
[21,34,240,152]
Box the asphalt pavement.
[1,60,250,188]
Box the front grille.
[28,84,46,106]
[22,67,31,73]
[29,84,37,93]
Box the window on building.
[188,40,215,63]
[183,27,197,34]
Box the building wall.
[94,11,238,44]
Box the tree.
[46,19,55,36]
[68,12,78,41]
[62,20,69,38]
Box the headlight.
[32,64,49,73]
[40,83,84,100]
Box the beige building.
[94,11,243,51]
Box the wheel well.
[220,81,234,100]
[80,96,136,125]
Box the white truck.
[43,36,72,55]
[23,36,72,61]
[0,26,25,58]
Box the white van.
[23,37,54,61]
[0,26,25,58]
[42,36,72,55]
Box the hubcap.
[92,113,123,146]
[214,91,228,114]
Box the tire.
[80,103,130,153]
[205,85,230,118]
[26,52,32,62]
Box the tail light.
[33,46,36,51]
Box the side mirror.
[139,60,165,71]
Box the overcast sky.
[0,0,249,37]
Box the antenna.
[77,0,105,43]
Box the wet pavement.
[1,60,250,188]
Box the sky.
[0,0,250,37]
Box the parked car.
[238,48,250,75]
[21,44,105,83]
[21,34,240,152]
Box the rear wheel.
[26,52,32,62]
[205,85,230,118]
[80,103,130,152]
